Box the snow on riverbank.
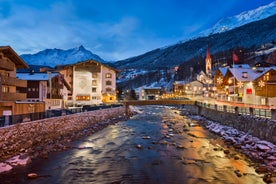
[189,115,276,182]
[0,154,31,174]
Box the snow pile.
[203,119,276,172]
[0,154,31,174]
[129,106,144,114]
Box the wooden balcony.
[0,75,27,87]
[1,92,26,101]
[0,59,14,71]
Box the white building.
[58,60,118,107]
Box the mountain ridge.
[20,45,105,67]
[114,14,276,70]
[200,1,276,36]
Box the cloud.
[1,0,272,61]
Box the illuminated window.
[2,86,9,93]
[242,72,248,78]
[106,80,112,85]
[92,80,97,86]
[92,73,97,78]
[76,95,90,101]
[264,73,270,80]
[105,73,112,78]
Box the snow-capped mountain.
[200,1,276,36]
[21,45,105,67]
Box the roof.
[174,81,187,85]
[143,87,162,90]
[232,64,251,69]
[0,46,29,69]
[16,72,59,81]
[218,67,228,76]
[59,59,119,73]
[228,67,271,81]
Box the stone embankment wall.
[0,107,125,162]
[183,105,276,144]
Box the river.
[0,106,264,184]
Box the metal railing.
[196,101,272,119]
[0,104,122,127]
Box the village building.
[0,46,44,124]
[214,64,276,105]
[173,81,186,96]
[139,87,162,100]
[16,71,70,110]
[58,59,118,107]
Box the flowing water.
[0,106,264,184]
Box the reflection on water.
[0,106,264,184]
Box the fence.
[196,101,272,119]
[0,104,122,127]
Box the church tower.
[205,46,212,77]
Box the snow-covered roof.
[174,81,187,85]
[232,64,251,69]
[143,87,162,90]
[16,72,59,81]
[218,67,228,76]
[228,67,271,81]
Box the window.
[92,80,97,86]
[106,80,112,85]
[105,73,112,78]
[92,73,97,78]
[92,87,97,92]
[264,73,270,80]
[76,95,90,101]
[2,86,9,93]
[106,88,112,92]
[242,72,248,78]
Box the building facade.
[16,71,70,110]
[59,60,117,107]
[214,64,276,105]
[0,46,44,119]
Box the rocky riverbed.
[184,112,276,183]
[0,114,130,175]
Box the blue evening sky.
[0,0,275,61]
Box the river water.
[0,106,264,184]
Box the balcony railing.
[0,59,14,71]
[0,75,27,87]
[1,92,26,101]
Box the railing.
[0,104,122,127]
[0,75,27,87]
[1,92,26,101]
[196,101,272,119]
[0,59,14,71]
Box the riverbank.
[0,107,129,174]
[180,107,276,183]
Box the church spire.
[205,45,212,77]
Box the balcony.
[0,59,14,71]
[0,75,27,87]
[1,92,26,101]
